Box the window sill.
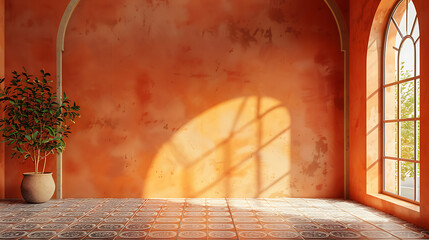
[368,193,420,212]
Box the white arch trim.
[323,0,350,199]
[56,0,80,199]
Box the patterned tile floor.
[0,198,426,239]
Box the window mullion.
[406,0,409,34]
[413,37,417,200]
[396,35,401,196]
[384,75,419,88]
[392,18,404,38]
[410,15,417,37]
[384,118,419,123]
[397,39,400,195]
[384,156,418,163]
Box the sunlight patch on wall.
[143,96,291,198]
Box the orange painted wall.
[3,0,345,199]
[349,0,429,229]
[62,0,344,198]
[4,0,69,198]
[0,0,4,199]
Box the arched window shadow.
[144,96,291,198]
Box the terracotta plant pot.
[20,172,55,203]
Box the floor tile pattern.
[0,198,425,239]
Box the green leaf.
[16,146,25,154]
[53,136,62,141]
[45,126,55,137]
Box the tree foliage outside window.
[397,64,417,181]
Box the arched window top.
[392,0,419,44]
[383,0,420,203]
[385,0,420,84]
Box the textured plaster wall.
[61,0,344,198]
[4,0,69,198]
[0,0,4,199]
[349,0,429,229]
[3,0,345,198]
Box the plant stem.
[35,158,38,174]
[37,149,40,174]
[42,152,47,174]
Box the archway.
[56,0,348,199]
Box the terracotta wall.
[3,0,345,198]
[4,0,69,198]
[349,0,429,229]
[0,0,4,199]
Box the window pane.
[416,79,420,118]
[399,161,415,200]
[385,15,401,85]
[407,1,417,35]
[416,39,420,76]
[384,85,398,120]
[400,121,415,159]
[392,1,407,43]
[384,122,398,158]
[398,38,415,80]
[416,163,420,202]
[411,19,420,41]
[399,81,415,119]
[384,159,398,194]
[416,120,420,161]
[385,48,397,85]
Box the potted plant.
[0,69,80,203]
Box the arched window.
[383,0,420,203]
